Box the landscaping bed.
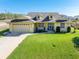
[0,29,9,36]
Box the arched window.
[38,16,40,18]
[56,26,60,33]
[67,27,71,32]
[50,16,52,18]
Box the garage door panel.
[13,24,34,33]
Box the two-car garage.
[9,19,35,33]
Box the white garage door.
[13,24,34,33]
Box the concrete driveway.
[0,33,32,59]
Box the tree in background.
[0,12,25,20]
[72,18,78,33]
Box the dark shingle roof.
[32,17,38,21]
[11,19,35,22]
[42,16,50,22]
[56,20,67,22]
[41,16,55,22]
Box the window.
[50,16,52,18]
[38,16,40,18]
[60,23,65,28]
[39,23,44,27]
[48,23,53,26]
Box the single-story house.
[9,12,71,33]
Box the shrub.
[73,37,79,46]
[38,30,44,32]
[0,29,9,36]
[72,37,79,50]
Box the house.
[9,12,71,33]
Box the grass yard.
[8,31,79,59]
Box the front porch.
[34,23,55,33]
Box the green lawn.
[7,31,79,59]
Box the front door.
[48,23,54,31]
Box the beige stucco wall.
[9,21,71,33]
[54,22,71,32]
[34,22,71,32]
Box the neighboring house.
[9,12,71,33]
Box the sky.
[0,0,79,16]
